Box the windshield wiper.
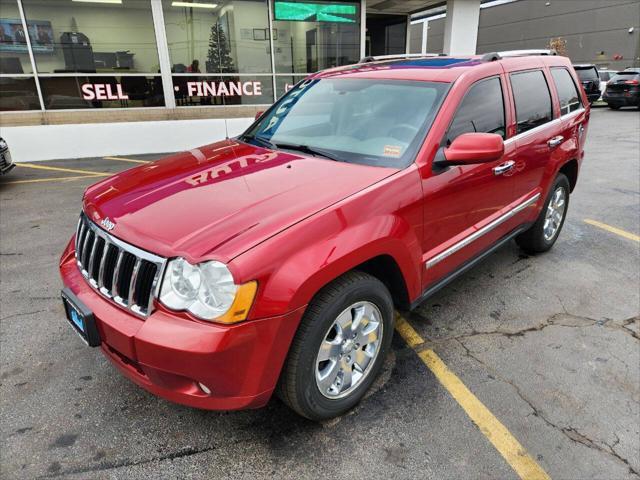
[240,134,276,150]
[273,142,339,161]
[240,136,339,161]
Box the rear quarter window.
[510,70,553,135]
[551,68,582,115]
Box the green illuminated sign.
[274,2,357,23]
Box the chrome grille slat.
[112,250,125,302]
[74,213,166,318]
[97,240,110,288]
[87,236,100,285]
[81,230,94,273]
[75,217,83,258]
[76,223,87,264]
[128,258,142,307]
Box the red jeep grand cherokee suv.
[60,51,589,420]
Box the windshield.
[242,78,449,168]
[575,67,599,81]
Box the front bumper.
[59,239,304,410]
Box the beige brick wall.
[0,105,265,127]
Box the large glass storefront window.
[272,0,360,74]
[0,0,33,75]
[21,0,160,74]
[163,0,271,74]
[0,0,363,111]
[0,0,39,110]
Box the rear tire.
[516,173,570,254]
[277,271,394,421]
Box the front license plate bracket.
[61,287,101,347]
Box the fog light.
[198,382,211,395]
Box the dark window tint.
[0,76,41,111]
[510,70,553,135]
[575,66,599,82]
[551,68,582,115]
[446,77,505,145]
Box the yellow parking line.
[395,316,550,480]
[584,219,639,242]
[103,156,150,164]
[16,163,110,177]
[3,175,98,185]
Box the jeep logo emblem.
[100,217,115,231]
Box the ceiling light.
[172,1,218,8]
[72,0,123,4]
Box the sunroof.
[390,58,475,68]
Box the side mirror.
[254,110,264,121]
[444,132,504,164]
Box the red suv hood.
[83,140,395,262]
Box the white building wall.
[1,117,254,162]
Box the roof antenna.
[224,117,230,140]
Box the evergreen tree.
[207,22,235,73]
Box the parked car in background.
[603,69,640,109]
[597,69,617,101]
[59,51,589,420]
[573,64,601,103]
[0,137,15,175]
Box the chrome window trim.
[426,193,541,269]
[503,106,584,146]
[75,214,166,318]
[504,118,561,146]
[559,107,585,121]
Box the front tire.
[516,173,570,254]
[277,271,394,420]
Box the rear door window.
[510,70,553,135]
[445,77,505,145]
[551,68,582,115]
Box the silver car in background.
[0,138,15,175]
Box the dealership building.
[0,0,638,162]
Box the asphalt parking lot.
[1,108,638,480]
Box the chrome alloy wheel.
[315,301,383,399]
[543,186,567,241]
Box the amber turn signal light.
[214,281,258,324]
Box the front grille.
[75,213,166,317]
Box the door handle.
[548,135,564,148]
[493,160,515,176]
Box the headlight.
[159,258,257,323]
